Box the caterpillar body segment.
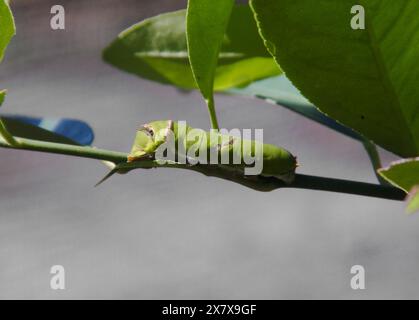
[127,120,297,183]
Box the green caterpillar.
[97,120,297,186]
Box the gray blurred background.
[0,0,417,299]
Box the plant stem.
[207,96,220,130]
[0,118,21,146]
[289,174,405,201]
[0,137,405,201]
[108,160,406,201]
[0,137,127,163]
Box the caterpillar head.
[128,120,173,162]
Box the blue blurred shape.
[2,115,95,146]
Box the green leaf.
[379,158,419,213]
[230,76,390,184]
[379,158,419,193]
[187,0,233,129]
[0,90,5,105]
[187,0,234,101]
[103,5,280,91]
[229,75,362,141]
[407,188,419,214]
[250,0,419,157]
[0,0,15,63]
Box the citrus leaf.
[0,90,5,105]
[379,158,419,193]
[229,76,390,184]
[229,75,361,141]
[379,158,419,213]
[103,5,280,91]
[407,188,419,214]
[251,0,419,157]
[186,0,235,102]
[0,0,14,63]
